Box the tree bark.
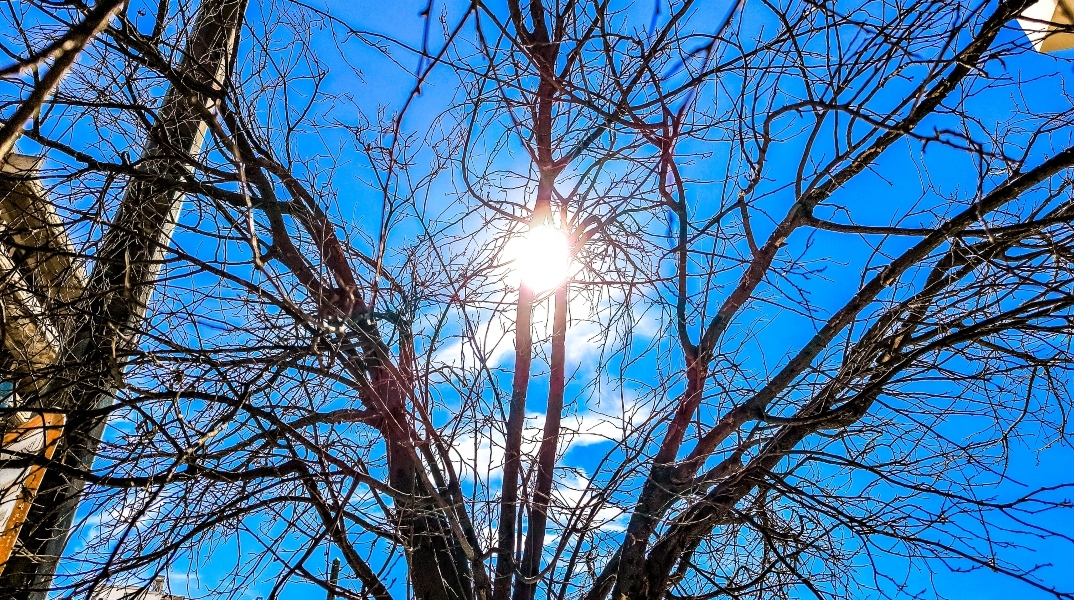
[375,367,475,600]
[513,281,566,600]
[0,1,247,596]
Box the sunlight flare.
[508,225,571,292]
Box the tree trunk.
[0,1,246,596]
[381,377,475,600]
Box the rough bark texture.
[0,1,247,596]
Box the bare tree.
[1,0,1073,599]
[1,0,246,596]
[0,0,126,160]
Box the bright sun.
[508,225,571,292]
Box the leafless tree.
[1,0,1073,599]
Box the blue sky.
[11,0,1074,597]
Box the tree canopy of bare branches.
[1,0,1073,599]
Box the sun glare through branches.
[507,224,571,292]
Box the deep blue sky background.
[18,0,1074,597]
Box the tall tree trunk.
[513,281,567,600]
[380,377,475,600]
[0,1,246,596]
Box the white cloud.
[561,388,651,451]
